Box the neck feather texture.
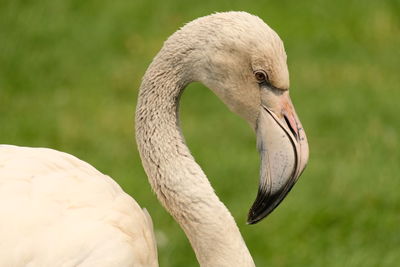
[135,48,254,266]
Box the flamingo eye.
[254,70,268,83]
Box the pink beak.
[248,93,309,224]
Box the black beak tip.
[246,214,262,225]
[246,186,293,225]
[246,204,274,225]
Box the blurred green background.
[1,0,399,266]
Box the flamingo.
[0,11,309,266]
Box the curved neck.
[135,51,254,266]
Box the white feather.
[0,145,157,267]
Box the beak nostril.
[284,115,298,140]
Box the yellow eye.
[254,70,268,83]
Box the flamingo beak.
[247,92,309,224]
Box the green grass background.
[1,0,399,266]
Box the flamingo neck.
[135,50,254,266]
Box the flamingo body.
[0,145,157,267]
